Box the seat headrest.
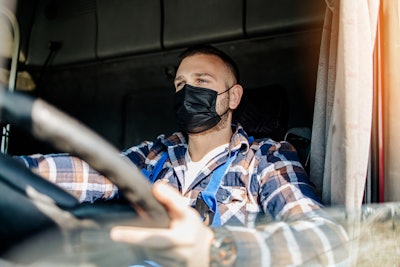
[233,84,288,141]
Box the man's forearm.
[15,154,118,202]
[222,215,349,266]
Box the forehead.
[176,54,229,79]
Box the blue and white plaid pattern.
[16,124,349,266]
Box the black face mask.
[173,84,231,134]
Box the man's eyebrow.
[193,72,217,80]
[174,75,184,83]
[174,73,217,83]
[192,72,217,81]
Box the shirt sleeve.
[235,140,349,266]
[226,212,349,266]
[257,141,322,220]
[14,140,156,203]
[15,153,119,203]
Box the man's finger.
[152,182,197,220]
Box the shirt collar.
[160,123,251,154]
[160,131,187,147]
[229,123,251,154]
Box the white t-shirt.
[182,143,229,193]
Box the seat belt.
[199,150,238,227]
[142,149,237,227]
[142,136,252,227]
[141,152,169,183]
[201,137,253,227]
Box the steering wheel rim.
[0,89,170,228]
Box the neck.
[188,124,232,162]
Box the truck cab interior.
[4,0,324,156]
[1,0,400,265]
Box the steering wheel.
[0,89,170,265]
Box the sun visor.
[246,0,325,37]
[96,0,162,59]
[27,0,97,66]
[163,0,244,49]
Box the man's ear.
[229,84,243,110]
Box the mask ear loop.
[217,84,236,95]
[217,84,236,116]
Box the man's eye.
[198,79,207,84]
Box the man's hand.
[110,182,214,267]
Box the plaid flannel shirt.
[16,124,349,266]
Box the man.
[17,45,349,266]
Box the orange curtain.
[381,0,400,202]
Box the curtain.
[382,1,400,202]
[310,0,380,209]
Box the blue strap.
[201,151,238,227]
[141,152,169,183]
[248,135,254,144]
